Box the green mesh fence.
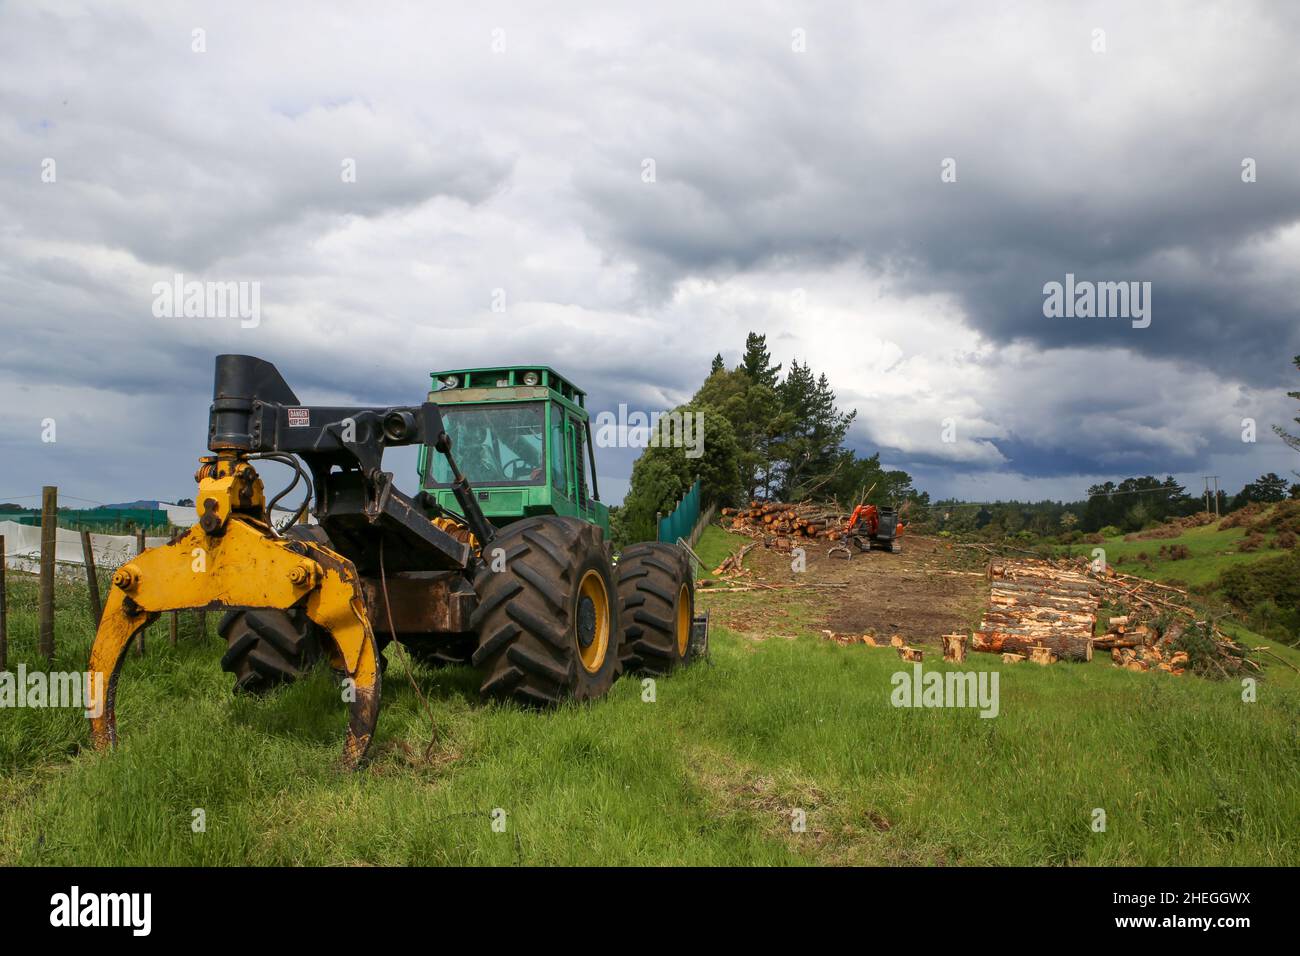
[657,480,700,544]
[5,508,172,531]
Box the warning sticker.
[287,407,310,427]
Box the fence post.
[134,529,146,656]
[168,527,179,646]
[0,534,7,672]
[80,529,103,628]
[39,485,57,661]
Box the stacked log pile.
[971,560,1099,662]
[722,502,847,550]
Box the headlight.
[522,371,540,386]
[439,375,459,389]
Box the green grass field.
[1,546,1297,867]
[1066,522,1275,589]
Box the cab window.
[550,404,568,494]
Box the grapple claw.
[86,519,382,769]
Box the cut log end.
[940,632,968,663]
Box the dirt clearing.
[698,531,988,648]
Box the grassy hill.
[1,527,1296,866]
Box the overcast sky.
[2,1,1298,509]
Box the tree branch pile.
[1086,565,1260,678]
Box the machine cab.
[417,366,610,537]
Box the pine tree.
[710,353,725,375]
[741,332,781,389]
[1275,355,1300,461]
[773,360,855,499]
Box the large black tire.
[616,542,697,675]
[218,525,330,694]
[471,516,622,706]
[218,607,324,694]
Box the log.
[991,579,1100,598]
[1001,653,1026,664]
[897,646,923,662]
[941,633,967,663]
[972,629,1093,662]
[1028,645,1058,666]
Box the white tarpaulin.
[159,503,196,526]
[159,503,312,528]
[0,520,168,574]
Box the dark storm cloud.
[1,1,1297,506]
[571,2,1300,384]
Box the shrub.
[1220,503,1265,529]
[1125,525,1182,541]
[1238,532,1266,552]
[1098,525,1123,538]
[1248,500,1300,535]
[1220,550,1300,603]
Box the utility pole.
[1201,476,1213,515]
[1212,476,1221,518]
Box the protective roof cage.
[430,367,585,407]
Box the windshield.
[425,403,546,487]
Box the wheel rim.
[675,582,691,657]
[576,569,611,674]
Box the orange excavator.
[826,481,909,556]
[830,501,904,557]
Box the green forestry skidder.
[86,355,707,769]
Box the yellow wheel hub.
[576,569,611,674]
[676,582,691,657]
